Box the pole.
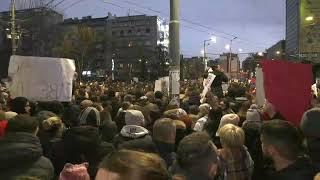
[203,40,206,71]
[228,37,237,75]
[169,0,180,99]
[11,0,17,55]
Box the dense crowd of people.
[1,66,320,180]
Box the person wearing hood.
[63,107,114,178]
[261,120,318,180]
[11,96,31,115]
[153,118,176,167]
[0,114,54,179]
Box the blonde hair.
[219,124,245,148]
[42,116,62,131]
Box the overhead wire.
[62,0,87,11]
[111,0,270,49]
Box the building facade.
[286,0,320,61]
[59,14,169,80]
[266,40,286,60]
[0,8,169,80]
[218,53,240,78]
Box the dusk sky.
[1,0,286,60]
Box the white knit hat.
[246,104,261,122]
[120,125,149,139]
[125,110,145,126]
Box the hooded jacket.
[0,132,54,180]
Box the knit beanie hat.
[120,125,149,139]
[246,104,261,122]
[216,114,240,136]
[125,110,145,126]
[78,107,101,127]
[59,163,90,180]
[242,104,262,130]
[300,108,320,138]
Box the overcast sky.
[0,0,286,59]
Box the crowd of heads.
[0,79,320,180]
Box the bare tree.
[54,25,96,82]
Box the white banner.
[155,76,169,95]
[8,55,76,102]
[256,67,265,106]
[200,73,216,103]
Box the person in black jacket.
[210,65,228,99]
[0,114,54,179]
[261,120,318,180]
[63,107,114,178]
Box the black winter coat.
[267,156,318,180]
[63,126,114,178]
[0,132,54,180]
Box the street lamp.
[306,16,314,21]
[276,51,280,55]
[203,36,217,71]
[225,44,231,50]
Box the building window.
[120,30,124,36]
[146,28,151,33]
[119,64,123,68]
[128,29,132,34]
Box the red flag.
[262,60,312,126]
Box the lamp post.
[226,37,237,74]
[203,36,216,71]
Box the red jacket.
[0,120,8,137]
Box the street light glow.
[225,44,230,50]
[258,52,263,56]
[276,51,281,55]
[306,16,314,21]
[210,36,217,43]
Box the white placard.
[200,73,216,103]
[8,55,76,102]
[256,67,265,106]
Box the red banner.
[262,60,312,126]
